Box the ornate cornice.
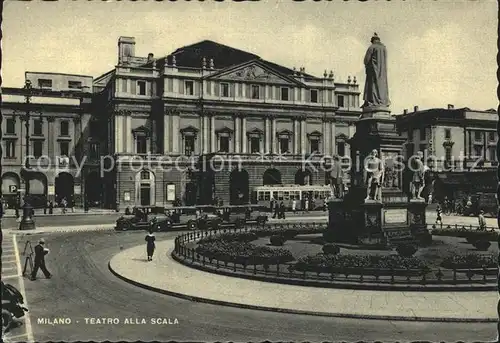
[165,109,180,116]
[46,116,56,123]
[114,110,132,116]
[307,130,322,138]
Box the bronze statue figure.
[330,155,344,199]
[410,151,425,200]
[364,149,384,201]
[362,33,390,109]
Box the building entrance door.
[140,184,151,206]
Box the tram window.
[278,191,284,200]
[284,191,290,200]
[264,192,270,201]
[272,191,278,199]
[258,192,264,201]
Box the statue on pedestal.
[362,33,391,109]
[364,149,384,202]
[410,151,425,200]
[330,155,344,199]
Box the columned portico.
[271,116,277,154]
[300,118,306,155]
[265,117,271,154]
[234,115,241,153]
[241,117,247,153]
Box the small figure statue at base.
[410,151,425,200]
[364,149,385,202]
[330,155,345,199]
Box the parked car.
[115,206,173,232]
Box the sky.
[2,0,498,114]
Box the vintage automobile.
[115,206,174,232]
[168,206,223,230]
[217,205,269,226]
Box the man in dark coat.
[31,238,51,280]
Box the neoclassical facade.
[93,37,361,209]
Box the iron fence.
[173,224,498,286]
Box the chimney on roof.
[414,106,419,112]
[118,36,136,65]
[147,53,154,62]
[447,104,454,109]
[403,109,408,115]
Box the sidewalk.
[2,208,117,218]
[109,240,498,322]
[4,224,115,236]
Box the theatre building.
[94,36,361,209]
[1,72,104,208]
[396,105,498,201]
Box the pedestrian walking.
[31,239,51,280]
[292,199,297,214]
[270,197,275,215]
[279,201,286,219]
[145,229,156,261]
[48,201,54,215]
[61,197,67,214]
[435,204,443,225]
[304,197,309,213]
[478,209,487,231]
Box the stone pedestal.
[408,199,427,233]
[359,200,385,245]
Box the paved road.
[12,230,498,342]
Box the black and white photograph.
[0,0,499,342]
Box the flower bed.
[291,253,430,276]
[440,253,498,269]
[431,226,498,241]
[195,241,294,265]
[197,232,258,244]
[252,225,326,238]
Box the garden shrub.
[322,243,340,255]
[396,244,418,257]
[292,254,429,275]
[472,240,491,251]
[270,235,286,246]
[440,253,497,269]
[197,232,258,244]
[195,241,294,265]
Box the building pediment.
[336,133,348,140]
[208,60,302,86]
[180,125,199,136]
[277,129,294,137]
[307,130,322,138]
[132,125,150,137]
[247,127,264,136]
[215,126,234,134]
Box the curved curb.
[108,248,497,323]
[171,251,497,292]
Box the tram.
[252,184,333,210]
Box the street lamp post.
[19,79,36,230]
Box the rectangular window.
[60,141,69,156]
[68,81,83,89]
[488,146,496,161]
[250,137,260,153]
[140,170,150,180]
[136,136,147,154]
[6,118,15,134]
[445,129,451,139]
[33,141,43,158]
[89,142,100,159]
[489,131,496,142]
[121,79,128,93]
[337,95,344,107]
[420,128,426,140]
[220,83,229,97]
[445,147,452,161]
[137,81,146,95]
[251,85,260,99]
[310,139,319,153]
[337,142,345,157]
[185,81,194,96]
[279,138,289,153]
[33,119,43,136]
[219,136,229,152]
[5,140,16,158]
[310,90,318,103]
[60,121,69,136]
[474,146,483,157]
[184,136,195,156]
[474,131,482,141]
[281,87,289,101]
[38,79,52,88]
